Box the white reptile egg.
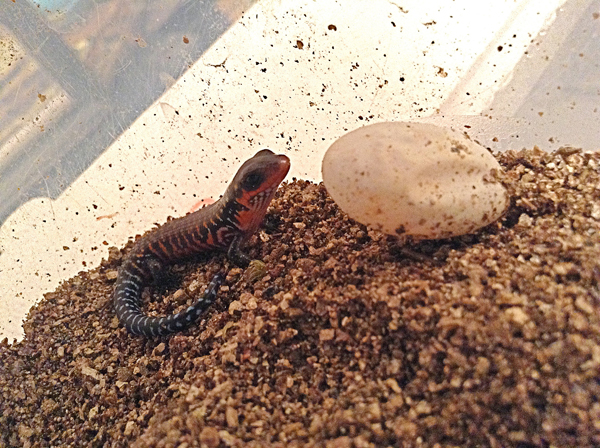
[322,122,509,239]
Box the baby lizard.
[113,149,290,337]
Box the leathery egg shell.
[322,122,509,239]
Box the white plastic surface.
[1,0,598,341]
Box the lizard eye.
[242,172,264,191]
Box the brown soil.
[1,147,599,448]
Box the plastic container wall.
[0,0,598,341]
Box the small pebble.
[244,260,267,283]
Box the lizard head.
[228,149,290,232]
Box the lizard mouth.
[269,154,291,186]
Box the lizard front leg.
[227,234,267,283]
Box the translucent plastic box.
[1,0,598,341]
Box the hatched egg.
[322,122,509,239]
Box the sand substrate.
[1,147,599,447]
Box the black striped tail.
[114,268,225,337]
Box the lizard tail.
[113,269,225,337]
